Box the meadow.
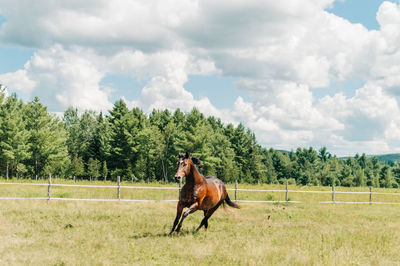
[1,180,400,265]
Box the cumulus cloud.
[0,45,112,111]
[1,0,400,155]
[0,69,36,95]
[119,50,223,118]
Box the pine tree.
[108,100,147,180]
[380,165,395,188]
[149,110,178,183]
[354,168,365,187]
[71,155,85,179]
[0,94,30,178]
[135,127,157,182]
[228,123,251,181]
[78,110,98,163]
[108,100,132,178]
[25,97,68,177]
[63,107,81,158]
[160,121,179,183]
[260,148,278,184]
[87,158,100,181]
[102,161,108,181]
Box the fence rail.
[1,178,400,204]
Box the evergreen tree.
[1,87,400,188]
[87,158,100,181]
[354,168,365,187]
[70,155,85,179]
[295,148,319,185]
[0,94,30,178]
[63,107,81,158]
[260,148,278,184]
[229,123,251,181]
[90,112,111,163]
[108,100,147,180]
[272,151,287,182]
[102,161,108,181]
[209,130,237,182]
[380,165,395,188]
[340,165,354,187]
[78,110,98,163]
[25,97,68,178]
[391,163,400,185]
[134,127,157,182]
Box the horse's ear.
[185,152,190,159]
[178,153,183,158]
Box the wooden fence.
[1,178,400,204]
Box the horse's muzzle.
[175,176,181,183]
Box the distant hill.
[340,153,400,164]
[274,148,400,164]
[275,149,289,154]
[367,154,400,164]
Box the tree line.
[0,89,399,188]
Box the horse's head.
[175,152,191,182]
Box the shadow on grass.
[129,229,197,239]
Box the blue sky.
[328,0,392,29]
[1,0,400,156]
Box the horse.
[169,152,240,234]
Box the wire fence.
[1,177,400,204]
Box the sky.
[1,0,400,157]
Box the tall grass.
[1,200,400,265]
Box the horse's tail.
[225,194,240,209]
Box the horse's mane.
[190,156,203,174]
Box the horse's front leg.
[176,202,199,233]
[169,203,183,235]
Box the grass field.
[1,180,400,265]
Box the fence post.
[117,176,121,201]
[235,180,238,202]
[73,175,76,183]
[369,186,372,204]
[332,184,335,203]
[47,173,52,201]
[285,179,289,202]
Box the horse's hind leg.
[203,210,208,229]
[198,210,209,230]
[196,210,209,231]
[203,212,209,230]
[196,201,222,232]
[169,203,183,235]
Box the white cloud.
[0,0,198,51]
[1,0,400,155]
[316,83,400,154]
[0,69,36,94]
[121,50,223,118]
[0,45,112,111]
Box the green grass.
[1,180,400,265]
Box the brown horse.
[169,152,240,234]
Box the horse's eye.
[183,163,187,167]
